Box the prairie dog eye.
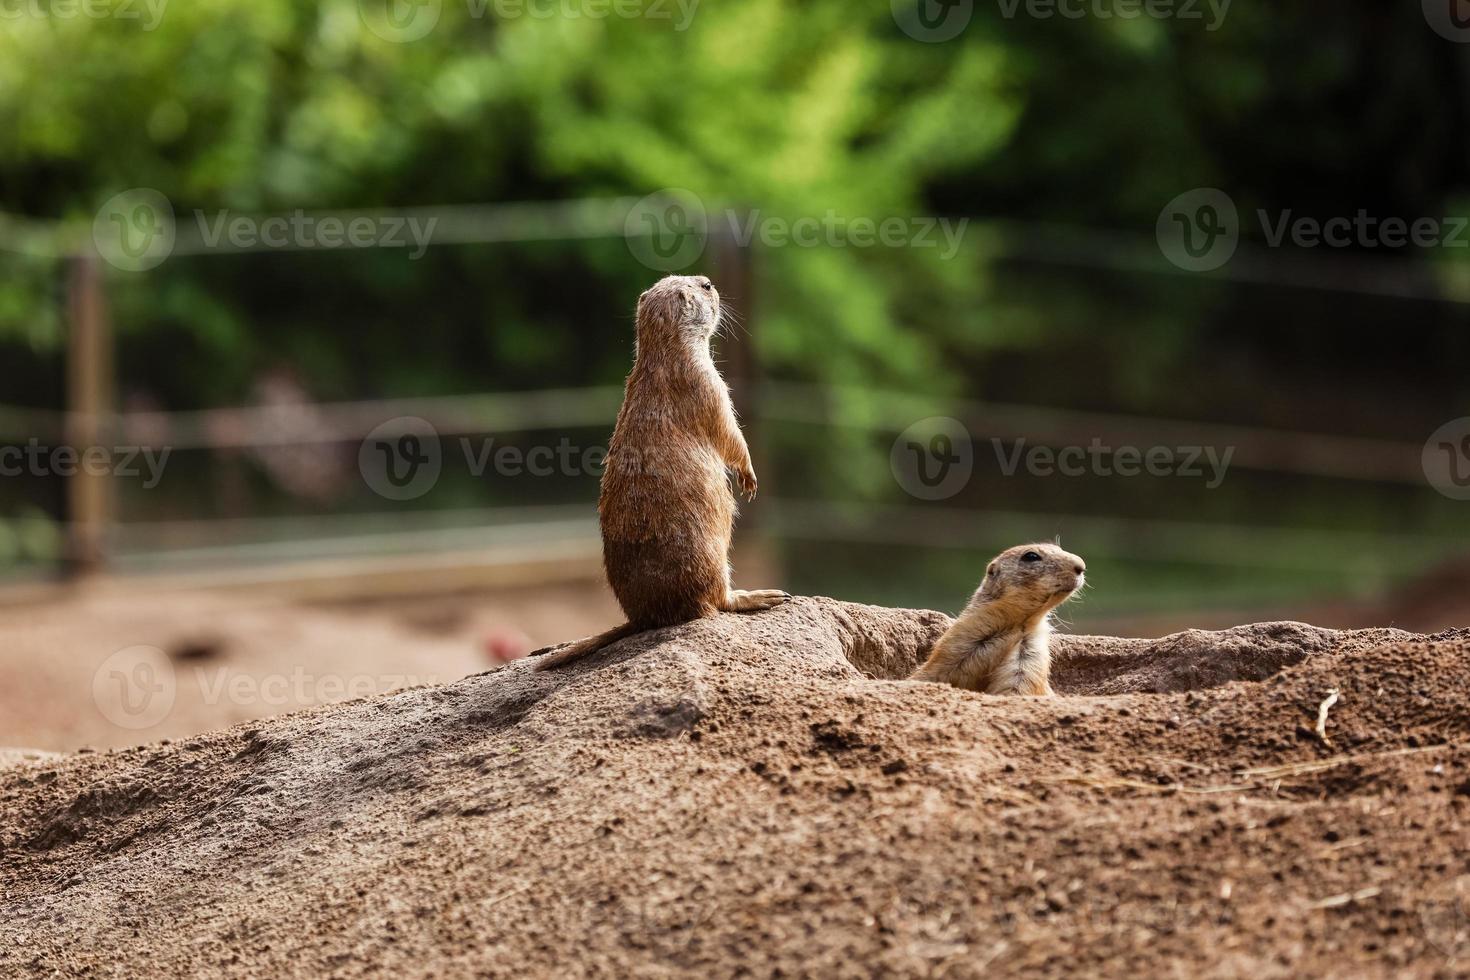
[1021,551,1042,563]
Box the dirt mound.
[2,598,1467,977]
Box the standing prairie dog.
[536,275,789,670]
[911,544,1085,695]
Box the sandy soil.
[2,597,1467,977]
[0,580,621,752]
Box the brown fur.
[910,543,1085,695]
[536,275,788,670]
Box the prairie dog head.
[635,274,721,348]
[974,543,1086,622]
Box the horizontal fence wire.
[2,200,1469,301]
[0,383,1431,483]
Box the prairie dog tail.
[532,622,642,671]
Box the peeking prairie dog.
[910,544,1086,695]
[536,275,789,670]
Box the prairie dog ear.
[636,286,675,326]
[986,561,997,578]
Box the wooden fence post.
[63,254,114,577]
[710,216,784,585]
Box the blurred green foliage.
[0,0,1020,402]
[0,1,1464,408]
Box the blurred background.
[2,0,1468,750]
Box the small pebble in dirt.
[170,637,225,661]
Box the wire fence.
[0,381,1428,481]
[7,200,1470,300]
[0,198,1462,600]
